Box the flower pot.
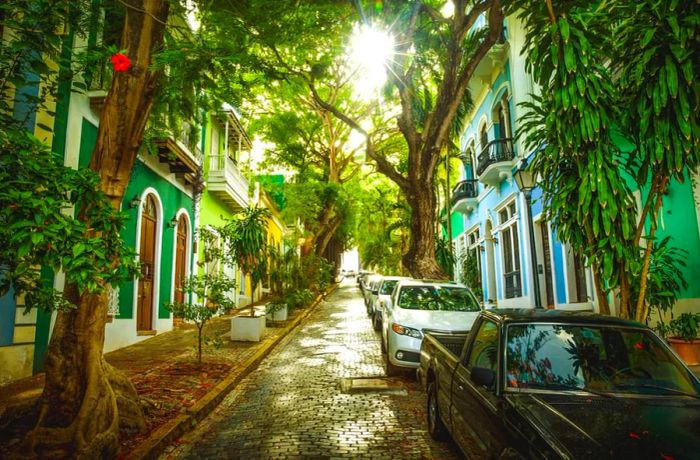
[230,314,266,342]
[668,337,700,366]
[265,303,288,322]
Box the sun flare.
[348,24,394,100]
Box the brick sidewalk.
[0,289,332,459]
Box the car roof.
[482,308,646,328]
[379,276,411,282]
[395,279,467,289]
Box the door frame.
[170,209,191,305]
[133,188,163,332]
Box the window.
[494,91,512,140]
[499,202,521,299]
[459,229,482,298]
[380,280,399,296]
[505,324,700,395]
[467,320,499,371]
[397,286,480,312]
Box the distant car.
[363,274,382,310]
[381,279,482,376]
[419,309,700,459]
[370,276,411,332]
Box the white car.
[363,274,383,313]
[381,280,482,376]
[370,276,411,331]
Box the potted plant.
[223,206,270,342]
[667,313,700,365]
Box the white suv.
[381,280,482,376]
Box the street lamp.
[513,163,542,309]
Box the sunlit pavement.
[160,278,461,459]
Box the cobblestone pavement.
[161,280,462,459]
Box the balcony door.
[137,194,157,332]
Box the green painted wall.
[119,160,194,319]
[78,121,194,319]
[611,132,700,300]
[656,177,700,298]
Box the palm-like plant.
[222,206,271,316]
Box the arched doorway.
[484,219,497,304]
[137,194,158,332]
[174,213,189,305]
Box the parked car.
[363,274,382,311]
[381,279,481,376]
[358,271,375,292]
[370,276,411,332]
[418,308,700,459]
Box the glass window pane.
[468,320,499,370]
[505,324,700,395]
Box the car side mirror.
[471,367,496,389]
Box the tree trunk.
[402,182,444,279]
[24,1,169,457]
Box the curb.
[124,284,338,460]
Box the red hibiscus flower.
[111,53,131,72]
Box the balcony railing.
[504,270,521,299]
[451,179,479,207]
[207,154,249,210]
[476,138,515,176]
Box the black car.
[419,309,700,459]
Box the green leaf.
[665,55,678,98]
[564,42,576,73]
[559,18,570,42]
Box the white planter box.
[230,315,266,342]
[266,303,288,322]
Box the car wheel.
[385,352,402,377]
[427,381,447,441]
[372,313,382,331]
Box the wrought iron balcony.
[451,179,479,214]
[476,138,516,186]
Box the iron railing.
[476,138,515,176]
[451,179,479,207]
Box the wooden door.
[174,214,188,304]
[137,195,157,331]
[540,223,555,309]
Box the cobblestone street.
[161,280,461,459]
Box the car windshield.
[380,280,399,295]
[397,286,480,312]
[505,323,700,396]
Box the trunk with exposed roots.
[22,1,169,457]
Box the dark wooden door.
[540,223,555,309]
[174,214,188,304]
[137,195,157,331]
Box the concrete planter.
[230,314,266,342]
[266,303,288,322]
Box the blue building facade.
[450,14,700,316]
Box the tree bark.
[402,182,444,278]
[24,1,169,457]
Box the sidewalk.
[0,288,333,459]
